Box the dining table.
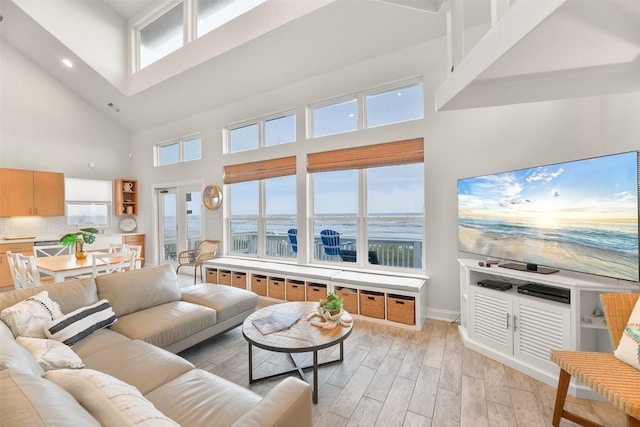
[35,252,142,283]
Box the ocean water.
[459,217,638,254]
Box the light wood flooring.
[176,274,627,427]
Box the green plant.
[321,293,343,314]
[59,227,98,253]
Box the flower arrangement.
[320,293,343,315]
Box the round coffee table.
[242,301,353,403]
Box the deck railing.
[228,232,422,269]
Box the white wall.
[0,40,131,179]
[131,37,640,318]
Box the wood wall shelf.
[114,178,138,216]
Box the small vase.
[75,251,88,260]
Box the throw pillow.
[614,297,640,370]
[45,299,117,346]
[0,291,63,338]
[45,369,180,426]
[16,337,84,371]
[0,336,45,376]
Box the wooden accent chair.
[551,293,640,427]
[176,240,220,284]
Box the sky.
[458,151,639,223]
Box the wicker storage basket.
[335,287,358,314]
[306,283,327,302]
[387,294,415,325]
[269,277,286,300]
[360,291,385,319]
[218,270,231,286]
[287,280,305,301]
[206,269,217,284]
[232,272,246,289]
[251,275,267,296]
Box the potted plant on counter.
[60,227,98,259]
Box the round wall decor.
[203,185,222,210]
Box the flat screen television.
[458,151,639,283]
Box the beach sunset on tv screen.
[458,151,639,282]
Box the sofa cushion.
[109,301,217,348]
[181,283,259,322]
[0,291,63,338]
[146,369,261,427]
[0,330,45,377]
[95,264,181,317]
[46,369,179,426]
[16,337,84,371]
[81,340,194,394]
[0,278,98,314]
[0,370,100,426]
[45,299,117,346]
[72,328,132,359]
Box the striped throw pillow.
[45,300,117,346]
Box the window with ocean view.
[228,175,297,258]
[65,178,112,226]
[311,164,423,269]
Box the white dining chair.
[17,254,41,288]
[108,243,125,253]
[108,243,141,270]
[6,252,25,289]
[92,250,135,277]
[33,245,72,258]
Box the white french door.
[157,185,203,265]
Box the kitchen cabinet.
[0,242,34,287]
[0,168,64,217]
[114,179,138,216]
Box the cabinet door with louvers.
[513,296,571,371]
[468,285,514,356]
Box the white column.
[446,0,465,73]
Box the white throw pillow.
[45,369,180,427]
[16,337,84,371]
[0,291,63,338]
[614,297,640,370]
[45,299,117,346]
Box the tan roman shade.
[223,156,296,184]
[307,138,424,173]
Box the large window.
[65,178,112,226]
[309,139,424,270]
[310,81,423,138]
[225,157,297,258]
[156,135,201,166]
[139,3,184,70]
[228,113,295,153]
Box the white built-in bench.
[204,257,428,330]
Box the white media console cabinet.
[204,257,428,330]
[458,258,639,399]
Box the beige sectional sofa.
[0,264,312,426]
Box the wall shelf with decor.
[114,179,138,216]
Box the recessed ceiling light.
[62,58,73,68]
